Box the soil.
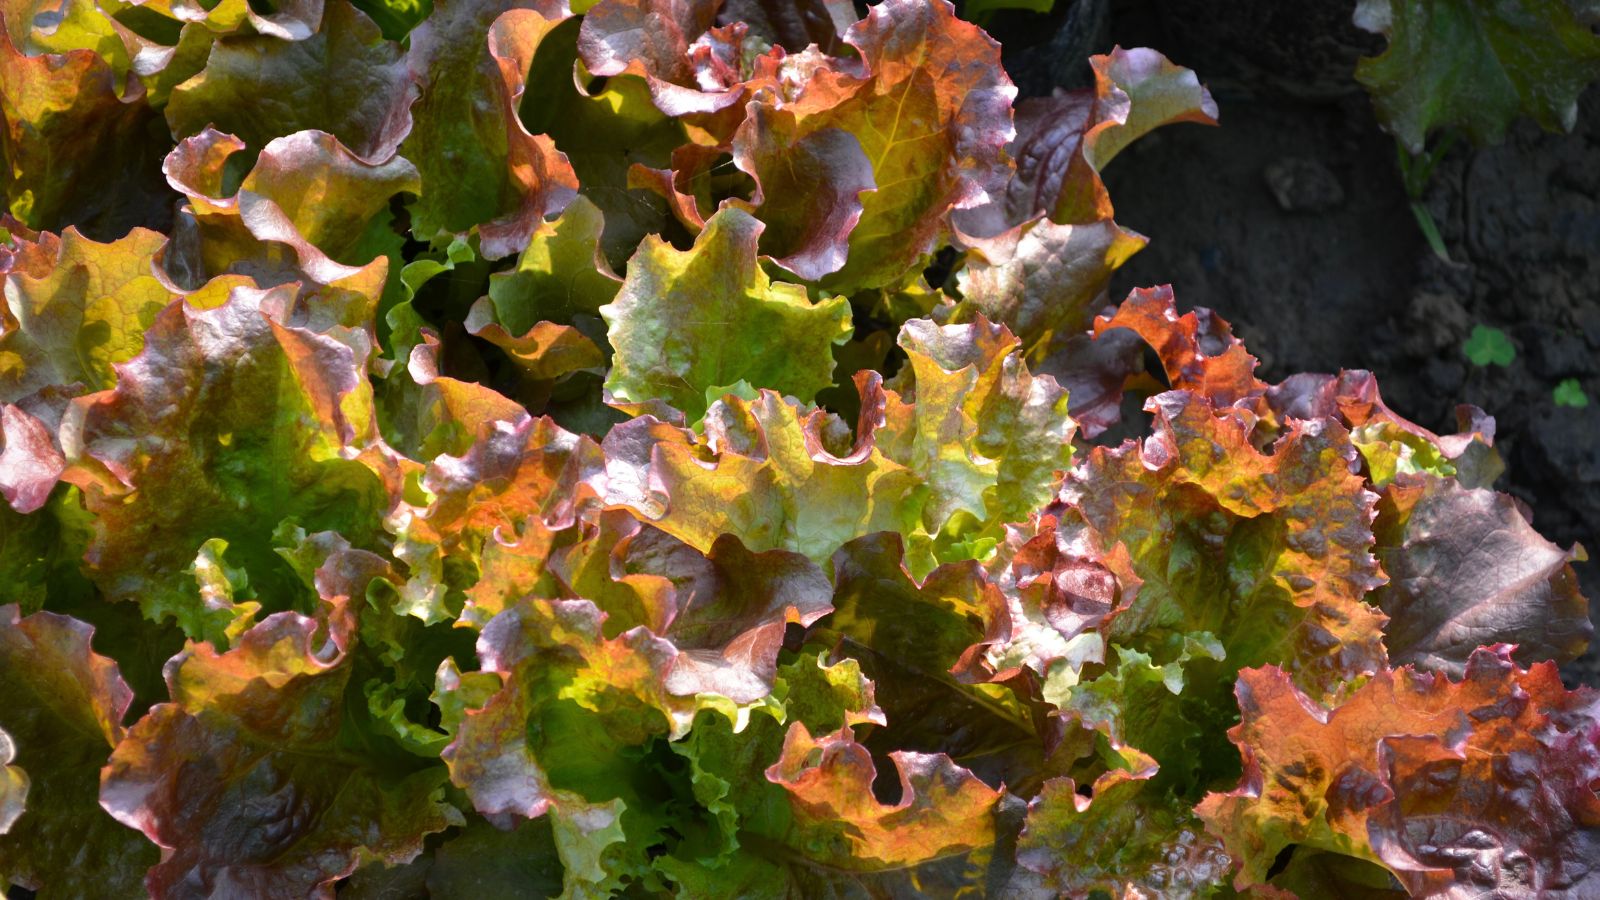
[1003,0,1600,684]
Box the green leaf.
[890,316,1075,573]
[519,20,688,270]
[600,207,852,422]
[1462,323,1515,366]
[482,194,622,334]
[601,388,922,568]
[402,0,578,258]
[0,228,181,402]
[1554,377,1590,407]
[1354,0,1600,151]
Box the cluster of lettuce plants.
[1,0,1596,896]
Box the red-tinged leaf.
[1266,370,1505,488]
[718,0,854,54]
[61,287,390,642]
[761,0,1017,292]
[1062,389,1389,699]
[165,1,415,159]
[577,0,748,120]
[1373,473,1591,676]
[163,128,416,290]
[1198,648,1600,894]
[101,613,458,899]
[1093,285,1267,412]
[1033,325,1147,440]
[0,25,163,234]
[552,510,834,702]
[0,606,154,895]
[0,228,258,509]
[983,514,1127,700]
[958,46,1217,236]
[416,414,605,543]
[730,100,875,281]
[764,721,1003,870]
[1369,725,1600,897]
[393,413,604,624]
[0,403,63,513]
[955,217,1148,355]
[403,0,578,258]
[461,513,562,630]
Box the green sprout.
[1463,325,1514,367]
[1397,136,1459,263]
[1554,379,1590,408]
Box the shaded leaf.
[0,605,155,896]
[1354,0,1600,151]
[553,511,835,702]
[1374,473,1591,676]
[403,0,578,258]
[166,0,415,159]
[1017,764,1232,898]
[101,613,459,898]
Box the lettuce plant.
[1,0,1595,897]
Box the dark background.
[994,0,1600,684]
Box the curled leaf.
[101,613,458,898]
[600,207,852,422]
[765,721,1003,870]
[1199,647,1600,895]
[0,605,152,895]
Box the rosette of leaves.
[0,0,1595,896]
